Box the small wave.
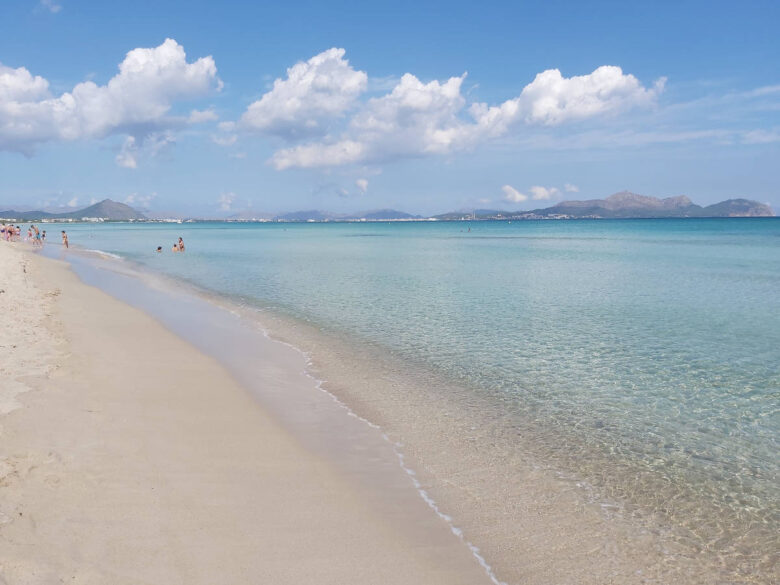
[83,248,123,260]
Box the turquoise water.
[49,218,779,575]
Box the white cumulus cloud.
[528,185,560,200]
[564,183,579,192]
[0,38,220,156]
[271,72,467,169]
[515,67,665,126]
[263,58,664,170]
[241,48,367,139]
[355,178,368,194]
[502,185,527,202]
[273,139,366,170]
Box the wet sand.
[0,243,492,584]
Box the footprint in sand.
[43,474,60,487]
[0,459,18,487]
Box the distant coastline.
[1,191,774,223]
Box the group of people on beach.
[1,223,69,248]
[2,223,45,245]
[156,237,185,253]
[1,224,22,242]
[2,224,188,254]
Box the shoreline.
[13,238,776,584]
[50,247,742,584]
[0,243,494,584]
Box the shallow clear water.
[46,218,779,576]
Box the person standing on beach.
[42,230,46,243]
[61,230,69,248]
[177,237,185,252]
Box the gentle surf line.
[40,243,507,585]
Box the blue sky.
[1,0,778,216]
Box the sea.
[40,218,779,583]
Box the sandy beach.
[0,243,493,584]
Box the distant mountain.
[434,192,774,220]
[275,209,337,221]
[433,209,510,220]
[227,210,275,220]
[350,209,422,220]
[532,192,774,218]
[699,198,775,217]
[0,208,57,221]
[1,194,773,223]
[70,199,145,220]
[532,191,701,218]
[0,199,145,221]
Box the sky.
[0,0,778,217]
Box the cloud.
[124,192,156,209]
[502,185,527,202]
[115,131,175,168]
[217,192,236,211]
[188,108,218,123]
[211,120,238,146]
[513,67,665,126]
[0,38,220,155]
[503,184,564,203]
[355,178,368,194]
[271,72,467,169]
[146,132,175,155]
[241,48,367,139]
[116,136,138,168]
[564,183,579,192]
[742,128,780,144]
[528,185,560,200]
[742,85,780,98]
[211,133,237,146]
[265,59,663,170]
[39,0,62,13]
[273,140,366,170]
[66,196,78,207]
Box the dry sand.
[0,243,492,585]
